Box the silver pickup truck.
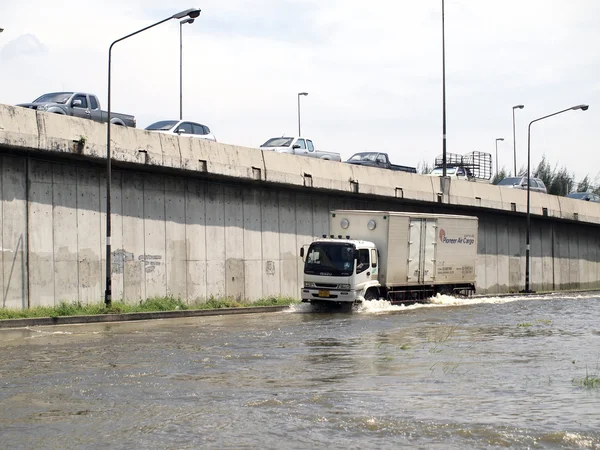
[17,92,136,127]
[260,136,341,161]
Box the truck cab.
[301,238,380,304]
[259,137,342,161]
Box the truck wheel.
[364,288,379,301]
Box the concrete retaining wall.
[1,104,600,308]
[1,155,600,309]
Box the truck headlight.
[337,284,351,289]
[37,104,49,111]
[304,282,316,288]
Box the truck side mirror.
[72,99,82,107]
[300,245,309,262]
[292,144,301,149]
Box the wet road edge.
[0,306,292,329]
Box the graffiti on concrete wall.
[111,249,162,274]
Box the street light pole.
[180,17,195,120]
[523,104,589,293]
[441,0,447,177]
[512,104,524,176]
[297,92,308,136]
[105,7,201,307]
[495,137,504,175]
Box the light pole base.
[519,289,536,294]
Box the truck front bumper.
[301,288,360,303]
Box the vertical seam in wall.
[184,180,188,303]
[163,177,168,298]
[143,177,147,300]
[203,181,207,300]
[51,164,56,306]
[277,190,282,296]
[119,171,125,301]
[241,187,246,301]
[293,191,298,300]
[24,158,30,309]
[75,167,80,305]
[259,189,264,299]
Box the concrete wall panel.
[278,191,298,298]
[28,160,55,306]
[165,177,187,300]
[1,157,28,309]
[243,189,263,300]
[143,176,167,298]
[261,190,281,297]
[120,173,145,302]
[185,180,207,301]
[76,167,102,304]
[205,183,226,298]
[52,164,78,304]
[224,185,245,300]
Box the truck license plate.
[318,290,330,298]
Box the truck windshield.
[261,138,293,147]
[304,242,355,276]
[145,120,179,131]
[348,153,377,162]
[33,92,73,104]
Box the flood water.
[1,292,599,449]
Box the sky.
[1,0,599,183]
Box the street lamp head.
[572,104,589,111]
[513,104,524,110]
[496,138,504,141]
[173,8,201,20]
[299,92,308,96]
[180,18,195,25]
[0,28,4,33]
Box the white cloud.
[1,0,598,182]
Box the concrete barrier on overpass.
[1,103,600,309]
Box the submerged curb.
[0,305,292,329]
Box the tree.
[532,156,574,196]
[492,168,508,185]
[577,175,590,193]
[417,159,432,175]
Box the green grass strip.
[0,296,299,320]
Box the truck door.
[408,219,437,283]
[71,94,91,120]
[407,219,423,283]
[295,139,307,155]
[422,219,437,282]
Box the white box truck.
[300,210,478,304]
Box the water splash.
[286,291,600,314]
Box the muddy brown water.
[1,293,599,449]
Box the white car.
[145,120,216,141]
[427,165,474,181]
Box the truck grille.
[315,283,337,288]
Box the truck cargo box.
[329,210,478,288]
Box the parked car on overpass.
[496,176,548,194]
[566,192,600,203]
[145,120,216,141]
[260,136,341,161]
[17,92,136,127]
[345,152,416,173]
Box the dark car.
[497,176,547,194]
[566,192,600,203]
[345,152,416,173]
